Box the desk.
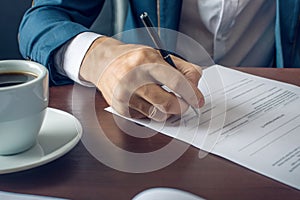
[0,68,299,200]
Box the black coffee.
[0,72,37,87]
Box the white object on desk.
[132,187,205,200]
[0,108,82,174]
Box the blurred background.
[0,0,31,59]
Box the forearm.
[18,0,105,84]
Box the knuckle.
[188,66,201,79]
[138,84,151,97]
[128,47,157,64]
[190,73,201,84]
[160,100,174,113]
[112,87,129,104]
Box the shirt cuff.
[56,32,102,87]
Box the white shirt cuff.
[55,32,102,87]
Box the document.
[106,65,300,190]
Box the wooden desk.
[0,68,299,200]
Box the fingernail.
[198,98,205,107]
[149,106,168,122]
[149,106,157,118]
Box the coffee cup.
[0,60,49,155]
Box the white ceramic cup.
[0,60,49,155]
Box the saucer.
[0,108,82,174]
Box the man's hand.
[80,36,204,121]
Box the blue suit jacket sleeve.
[18,0,105,85]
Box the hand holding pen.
[140,12,203,116]
[80,13,204,122]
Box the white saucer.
[0,108,82,174]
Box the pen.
[140,12,199,116]
[140,12,177,68]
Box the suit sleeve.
[18,0,105,85]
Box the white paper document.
[106,65,300,190]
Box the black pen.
[140,12,199,116]
[140,12,176,68]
